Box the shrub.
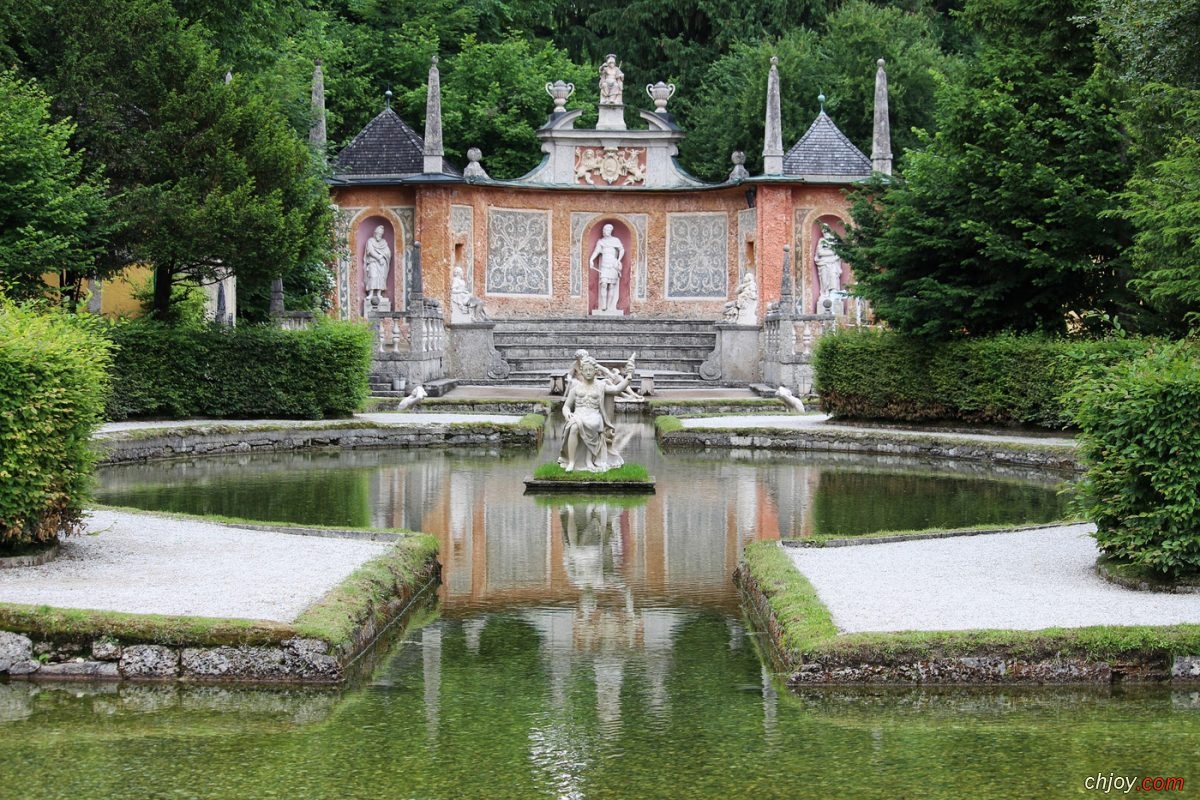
[0,302,113,547]
[814,329,1149,428]
[105,319,372,420]
[1066,341,1200,578]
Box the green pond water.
[6,420,1194,798]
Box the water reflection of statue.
[364,224,391,301]
[599,54,624,105]
[559,354,634,472]
[815,232,843,312]
[450,265,488,323]
[589,224,625,313]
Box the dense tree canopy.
[0,70,111,305]
[839,0,1132,338]
[2,0,1199,332]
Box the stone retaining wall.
[0,553,440,685]
[665,429,1079,472]
[734,561,1199,687]
[99,424,540,465]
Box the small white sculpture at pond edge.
[776,385,806,413]
[398,384,427,411]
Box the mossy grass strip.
[742,541,837,657]
[790,519,1083,548]
[532,462,650,482]
[654,415,683,434]
[647,398,784,409]
[293,533,439,646]
[0,604,299,647]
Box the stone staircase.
[487,318,722,389]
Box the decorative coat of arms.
[574,147,647,186]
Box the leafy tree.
[439,35,595,178]
[0,70,111,305]
[7,0,332,321]
[839,0,1131,338]
[1093,0,1200,334]
[679,1,951,181]
[1118,94,1200,332]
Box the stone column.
[423,56,444,174]
[763,57,784,176]
[871,59,893,176]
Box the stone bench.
[423,378,459,397]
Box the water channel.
[2,420,1196,798]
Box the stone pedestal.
[591,308,625,318]
[700,323,761,383]
[363,295,392,316]
[597,104,625,131]
[447,321,512,381]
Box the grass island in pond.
[524,461,655,493]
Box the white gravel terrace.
[0,509,392,623]
[787,524,1200,633]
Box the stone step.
[492,317,717,333]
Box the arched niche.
[809,214,847,314]
[356,215,399,315]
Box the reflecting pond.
[6,419,1193,798]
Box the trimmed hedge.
[0,303,113,547]
[813,329,1149,428]
[105,319,373,420]
[1066,341,1200,578]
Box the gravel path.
[679,414,1077,447]
[787,524,1200,632]
[0,510,391,623]
[98,411,522,435]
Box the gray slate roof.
[332,108,460,181]
[783,111,871,180]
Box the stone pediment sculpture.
[575,147,646,186]
[599,54,624,106]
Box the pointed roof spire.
[871,58,893,176]
[423,55,444,174]
[763,56,784,176]
[310,58,327,158]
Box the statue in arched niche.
[363,224,391,306]
[814,231,844,314]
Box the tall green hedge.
[105,320,373,420]
[813,329,1149,428]
[0,303,113,547]
[1066,341,1200,578]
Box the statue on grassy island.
[590,224,625,313]
[599,55,624,105]
[559,354,635,472]
[450,265,488,323]
[364,224,391,303]
[815,232,843,313]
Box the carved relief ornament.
[574,147,646,186]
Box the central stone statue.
[589,223,625,313]
[559,354,635,472]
